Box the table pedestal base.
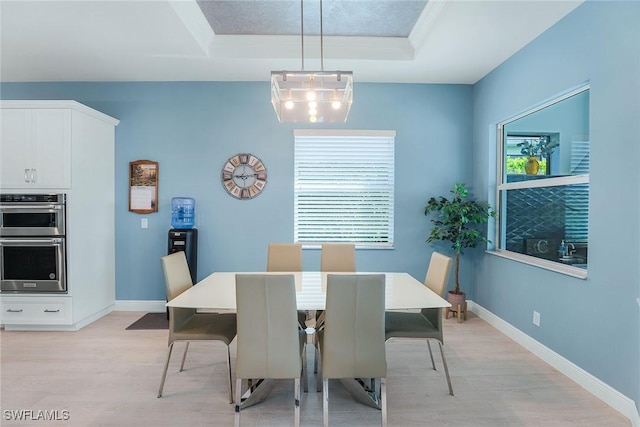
[339,378,382,410]
[239,379,273,409]
[240,378,382,411]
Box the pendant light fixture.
[271,0,353,123]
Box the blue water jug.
[171,197,195,229]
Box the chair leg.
[437,341,454,396]
[313,342,318,374]
[313,329,320,374]
[179,341,190,372]
[380,377,387,427]
[294,378,301,427]
[426,340,436,370]
[316,347,323,392]
[234,378,242,427]
[226,344,233,404]
[157,342,175,398]
[322,378,329,427]
[302,343,309,393]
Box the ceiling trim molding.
[209,35,414,61]
[169,0,215,56]
[409,0,448,51]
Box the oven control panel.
[1,194,65,204]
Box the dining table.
[166,271,451,409]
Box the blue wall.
[0,82,473,300]
[473,0,639,412]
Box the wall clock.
[221,153,268,199]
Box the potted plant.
[517,137,559,175]
[425,183,496,320]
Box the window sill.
[486,249,588,280]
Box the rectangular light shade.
[271,71,353,123]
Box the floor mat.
[125,312,168,330]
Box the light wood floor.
[0,311,630,427]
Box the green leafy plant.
[425,183,496,295]
[517,137,558,159]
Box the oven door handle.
[0,205,62,210]
[0,238,63,244]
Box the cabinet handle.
[31,168,37,183]
[44,309,60,313]
[24,169,30,182]
[6,309,23,313]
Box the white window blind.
[294,130,395,248]
[566,140,590,242]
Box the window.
[294,130,395,248]
[496,86,589,277]
[505,135,558,175]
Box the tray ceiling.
[0,0,584,84]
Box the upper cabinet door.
[1,108,71,189]
[31,109,71,188]
[1,109,32,188]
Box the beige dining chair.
[320,243,356,272]
[384,251,454,395]
[266,243,302,271]
[234,274,306,427]
[318,274,387,427]
[313,243,357,376]
[157,252,237,402]
[267,242,308,334]
[316,243,356,324]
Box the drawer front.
[1,297,72,325]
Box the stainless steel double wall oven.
[0,193,67,293]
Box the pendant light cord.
[300,0,305,71]
[320,0,324,71]
[300,0,325,71]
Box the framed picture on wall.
[129,160,158,213]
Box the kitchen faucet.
[566,242,576,256]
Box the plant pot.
[524,156,540,175]
[446,291,467,323]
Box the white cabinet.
[0,296,72,326]
[1,108,71,188]
[1,101,119,331]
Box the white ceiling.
[0,0,584,84]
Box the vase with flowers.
[517,137,559,175]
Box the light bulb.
[309,108,318,116]
[309,115,317,123]
[331,101,342,109]
[284,100,295,110]
[308,101,317,109]
[306,91,316,101]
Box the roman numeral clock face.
[221,153,268,199]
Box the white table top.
[166,271,451,311]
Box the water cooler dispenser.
[168,197,197,283]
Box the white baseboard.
[114,300,166,313]
[74,304,114,330]
[468,300,640,427]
